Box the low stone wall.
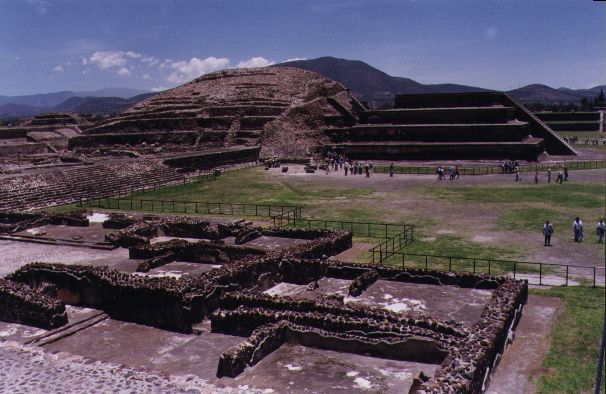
[348,268,379,296]
[0,278,67,329]
[418,280,528,393]
[162,146,260,170]
[8,263,198,333]
[0,210,89,234]
[0,143,47,155]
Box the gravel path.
[0,341,262,394]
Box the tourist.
[389,163,394,177]
[534,171,539,184]
[597,219,605,243]
[543,220,554,246]
[454,165,460,179]
[547,168,551,183]
[344,162,349,176]
[515,167,520,181]
[365,163,370,177]
[556,170,563,184]
[437,166,444,180]
[573,217,584,242]
[369,161,373,174]
[563,165,568,181]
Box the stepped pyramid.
[325,92,576,161]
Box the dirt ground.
[486,294,562,394]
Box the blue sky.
[0,0,604,95]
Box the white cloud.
[236,56,274,68]
[142,73,151,80]
[89,51,128,69]
[117,67,131,76]
[151,86,169,92]
[166,56,230,84]
[125,51,142,59]
[283,57,307,63]
[81,58,88,65]
[53,65,64,72]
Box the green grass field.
[532,287,606,394]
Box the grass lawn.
[531,286,606,394]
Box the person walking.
[534,171,539,184]
[556,170,563,184]
[597,219,605,243]
[543,220,554,246]
[344,162,349,176]
[454,165,460,179]
[515,167,520,181]
[573,217,584,242]
[547,168,552,183]
[389,163,394,177]
[563,165,568,181]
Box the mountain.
[275,57,488,105]
[0,103,42,119]
[507,84,581,104]
[52,93,155,115]
[275,57,604,106]
[0,88,148,108]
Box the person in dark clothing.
[543,220,554,246]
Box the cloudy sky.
[0,0,603,95]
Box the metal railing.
[373,160,605,176]
[277,217,410,239]
[77,197,302,218]
[374,252,605,287]
[369,226,415,262]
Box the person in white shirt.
[573,217,584,242]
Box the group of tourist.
[322,150,378,178]
[436,165,460,180]
[534,166,569,184]
[499,160,520,174]
[565,136,605,146]
[543,218,605,246]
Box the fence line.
[369,226,415,260]
[373,252,605,288]
[77,197,302,218]
[373,160,605,176]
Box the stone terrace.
[325,92,576,161]
[0,159,184,211]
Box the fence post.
[513,262,516,279]
[566,265,569,286]
[449,257,452,272]
[473,259,476,274]
[488,260,491,276]
[425,255,428,270]
[539,263,542,286]
[594,267,596,288]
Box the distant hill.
[275,57,488,105]
[0,88,148,108]
[52,93,155,115]
[0,103,42,119]
[275,57,605,106]
[508,84,586,104]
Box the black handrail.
[373,160,605,176]
[372,251,605,288]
